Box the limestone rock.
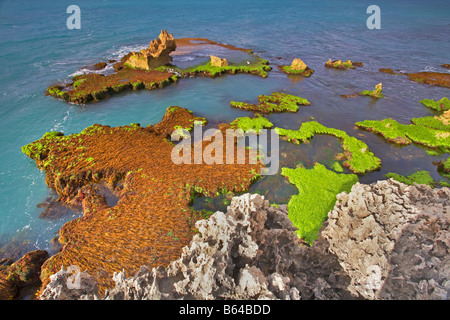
[38,180,450,300]
[124,30,176,70]
[40,194,352,300]
[40,266,99,300]
[210,55,228,67]
[375,83,382,95]
[290,58,307,71]
[322,179,450,300]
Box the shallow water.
[0,0,449,259]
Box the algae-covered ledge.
[21,106,265,296]
[46,30,272,104]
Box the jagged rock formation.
[323,179,450,300]
[125,30,176,70]
[210,55,228,67]
[40,194,353,300]
[278,58,314,77]
[39,180,449,300]
[290,58,307,71]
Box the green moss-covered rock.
[181,57,272,78]
[411,116,450,131]
[355,118,450,151]
[437,157,450,181]
[420,97,450,112]
[279,65,314,77]
[275,121,382,174]
[360,83,383,98]
[229,114,273,133]
[230,92,310,114]
[21,131,65,160]
[281,163,358,245]
[385,170,435,187]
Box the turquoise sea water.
[0,0,449,259]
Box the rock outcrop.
[323,179,450,300]
[124,30,176,70]
[0,250,49,299]
[278,58,314,77]
[210,55,228,67]
[40,194,353,300]
[39,180,450,300]
[290,58,307,71]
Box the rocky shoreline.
[45,31,272,105]
[40,179,449,300]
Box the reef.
[407,72,450,88]
[278,58,314,77]
[227,114,273,133]
[420,97,450,112]
[160,56,271,78]
[46,68,179,104]
[385,170,449,188]
[379,68,402,75]
[325,59,363,70]
[437,157,450,180]
[411,110,450,131]
[22,106,263,296]
[0,250,48,299]
[46,33,271,104]
[275,121,382,174]
[230,92,310,114]
[40,179,450,300]
[355,117,450,152]
[281,163,358,245]
[379,68,450,88]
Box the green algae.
[360,83,383,98]
[280,65,314,77]
[230,92,310,114]
[437,157,450,181]
[411,116,450,131]
[386,170,435,187]
[275,121,382,174]
[420,97,450,112]
[335,60,355,69]
[355,118,450,151]
[229,114,273,133]
[175,57,272,78]
[21,131,65,160]
[281,163,358,245]
[331,161,344,173]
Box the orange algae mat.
[23,107,263,296]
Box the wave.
[106,44,147,61]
